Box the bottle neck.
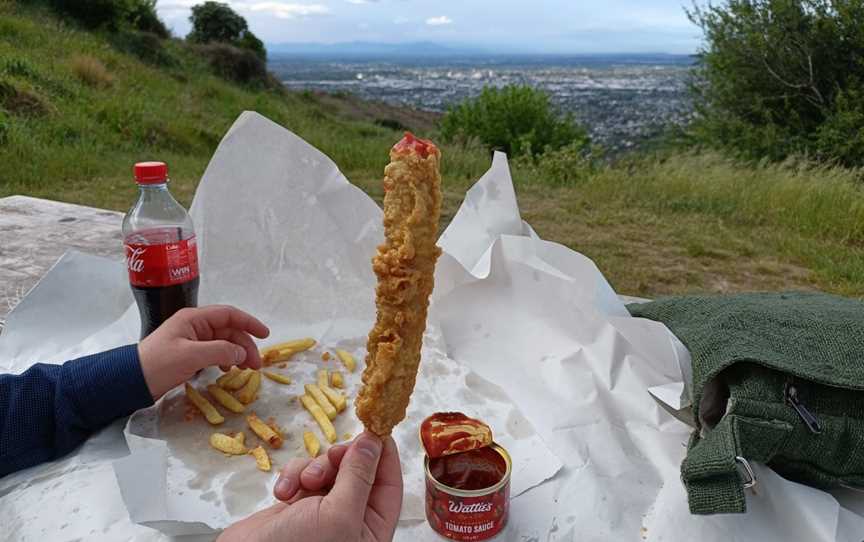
[138,181,168,191]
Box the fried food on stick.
[355,133,442,436]
[249,446,272,471]
[305,383,337,420]
[222,368,254,391]
[236,371,261,404]
[263,371,292,385]
[247,413,283,449]
[210,432,247,455]
[330,371,345,389]
[207,385,245,413]
[320,385,347,413]
[335,349,356,372]
[300,394,337,443]
[185,383,224,425]
[303,431,321,458]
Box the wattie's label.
[426,479,509,541]
[125,237,199,287]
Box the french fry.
[236,371,262,404]
[223,368,254,391]
[320,384,347,413]
[300,394,337,443]
[260,338,317,365]
[234,432,246,446]
[185,383,224,425]
[317,369,329,388]
[249,446,272,471]
[335,349,356,372]
[305,383,337,420]
[303,431,321,457]
[210,432,247,455]
[267,419,284,441]
[330,371,345,389]
[263,371,292,385]
[216,367,241,388]
[247,413,283,448]
[207,384,245,413]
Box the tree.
[187,1,266,60]
[688,0,864,166]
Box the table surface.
[0,195,124,327]
[0,194,649,330]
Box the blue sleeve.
[0,344,154,478]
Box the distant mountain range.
[266,42,695,62]
[267,41,490,57]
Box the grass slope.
[1,3,862,298]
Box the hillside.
[1,3,863,298]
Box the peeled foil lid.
[420,412,494,459]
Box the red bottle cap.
[134,162,168,184]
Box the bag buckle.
[736,456,757,490]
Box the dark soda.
[122,162,199,339]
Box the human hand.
[218,433,403,542]
[138,305,270,400]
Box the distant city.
[268,48,696,150]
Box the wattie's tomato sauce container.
[421,413,512,541]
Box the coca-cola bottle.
[122,161,199,339]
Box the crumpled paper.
[3,111,864,542]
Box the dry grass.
[70,55,113,88]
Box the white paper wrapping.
[3,111,864,542]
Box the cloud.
[346,0,375,3]
[425,15,452,26]
[234,2,330,19]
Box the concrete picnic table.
[0,194,650,332]
[0,195,124,328]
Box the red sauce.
[429,447,507,491]
[420,412,493,459]
[392,132,438,159]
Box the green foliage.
[516,142,604,185]
[109,31,177,67]
[440,85,590,158]
[194,42,268,86]
[46,0,168,35]
[688,0,864,166]
[188,1,266,60]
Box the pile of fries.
[183,337,359,471]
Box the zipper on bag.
[785,380,823,434]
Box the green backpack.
[629,292,864,515]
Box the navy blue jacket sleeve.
[0,344,154,478]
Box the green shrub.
[440,85,590,157]
[688,0,864,167]
[194,42,267,86]
[110,31,177,67]
[128,0,169,38]
[187,1,266,60]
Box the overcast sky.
[157,0,700,54]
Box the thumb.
[324,433,382,517]
[186,339,247,370]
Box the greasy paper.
[3,112,864,542]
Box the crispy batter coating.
[356,134,443,436]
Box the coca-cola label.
[125,237,199,287]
